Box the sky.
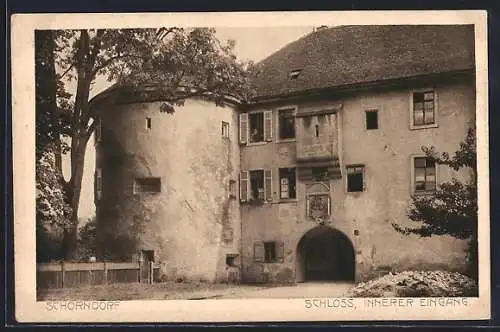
[67,26,314,220]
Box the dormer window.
[289,69,302,80]
[316,25,328,31]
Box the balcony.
[295,108,341,180]
[296,142,336,163]
[297,156,342,181]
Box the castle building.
[91,25,476,283]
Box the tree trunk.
[61,30,95,259]
[63,138,90,259]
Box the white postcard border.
[11,10,490,322]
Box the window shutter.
[264,169,272,201]
[327,196,331,216]
[95,118,102,144]
[264,110,273,141]
[277,241,285,263]
[95,168,102,201]
[306,197,311,217]
[239,171,248,202]
[254,242,265,262]
[239,113,248,145]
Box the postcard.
[11,10,490,322]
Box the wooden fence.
[37,261,159,289]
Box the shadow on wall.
[97,130,152,262]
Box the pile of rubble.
[346,271,478,297]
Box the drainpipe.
[336,109,344,179]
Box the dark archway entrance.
[296,226,355,282]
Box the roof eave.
[245,69,475,108]
[89,83,243,116]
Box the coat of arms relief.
[305,182,331,223]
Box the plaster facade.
[93,73,475,283]
[93,73,475,284]
[91,24,476,284]
[239,75,475,283]
[95,98,241,282]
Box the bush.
[74,217,97,261]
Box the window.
[222,121,230,138]
[249,112,264,143]
[254,241,284,263]
[315,124,319,137]
[141,249,155,262]
[249,170,265,200]
[229,179,236,198]
[146,117,152,130]
[312,167,329,181]
[226,254,238,267]
[264,242,277,262]
[414,157,436,192]
[134,177,161,193]
[279,109,295,139]
[412,90,436,127]
[239,111,272,144]
[279,167,296,199]
[289,69,302,79]
[365,110,378,130]
[347,165,364,192]
[240,170,272,202]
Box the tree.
[36,145,72,262]
[37,27,252,259]
[35,30,73,261]
[35,30,72,163]
[392,128,478,279]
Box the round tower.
[91,85,241,282]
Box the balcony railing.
[296,142,336,162]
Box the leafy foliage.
[36,30,73,262]
[36,145,71,262]
[422,127,477,173]
[394,179,477,239]
[35,30,72,160]
[392,128,478,278]
[74,217,98,261]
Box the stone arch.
[296,225,355,282]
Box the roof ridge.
[250,25,475,100]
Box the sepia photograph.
[12,11,490,322]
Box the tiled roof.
[250,25,475,100]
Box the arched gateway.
[296,226,355,282]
